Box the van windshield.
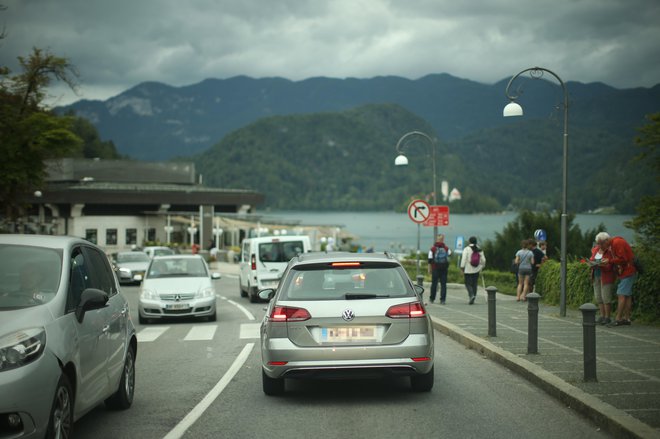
[259,241,304,263]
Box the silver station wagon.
[259,252,434,395]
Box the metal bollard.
[580,303,598,382]
[486,286,498,337]
[526,292,541,354]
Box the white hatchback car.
[138,255,220,324]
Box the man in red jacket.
[595,232,637,327]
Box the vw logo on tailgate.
[341,309,355,321]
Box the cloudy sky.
[2,0,659,105]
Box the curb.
[430,316,658,439]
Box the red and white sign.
[423,205,450,227]
[407,199,430,224]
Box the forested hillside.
[194,104,654,213]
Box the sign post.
[408,200,431,280]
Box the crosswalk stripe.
[183,325,218,341]
[137,326,170,342]
[240,323,261,339]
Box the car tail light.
[386,302,426,319]
[411,357,432,362]
[251,254,256,270]
[269,306,312,322]
[331,262,361,267]
[268,361,288,366]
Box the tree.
[0,48,82,220]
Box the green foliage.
[0,48,82,219]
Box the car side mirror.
[258,288,275,301]
[75,288,109,323]
[211,272,221,280]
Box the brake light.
[386,302,426,319]
[269,306,312,322]
[251,254,256,270]
[331,262,361,267]
[411,357,431,362]
[268,361,288,366]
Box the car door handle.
[120,306,128,316]
[102,325,110,333]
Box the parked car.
[142,246,175,259]
[0,234,137,438]
[239,235,310,302]
[138,255,220,324]
[112,251,150,284]
[258,251,434,396]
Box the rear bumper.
[262,333,433,378]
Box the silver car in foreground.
[0,234,137,438]
[138,255,220,324]
[259,252,434,395]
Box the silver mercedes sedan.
[259,252,434,395]
[0,234,137,438]
[138,254,220,324]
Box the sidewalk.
[426,283,660,439]
[214,261,659,438]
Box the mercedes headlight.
[196,287,215,299]
[140,289,160,300]
[0,328,46,372]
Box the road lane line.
[225,298,256,321]
[137,326,169,342]
[163,343,255,439]
[183,325,218,341]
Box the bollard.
[580,303,598,382]
[486,286,498,337]
[526,292,541,354]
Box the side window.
[67,248,91,312]
[83,246,117,297]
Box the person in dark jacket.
[427,234,451,304]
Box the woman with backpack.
[460,236,486,304]
[515,239,535,301]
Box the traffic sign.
[423,205,450,227]
[407,199,430,224]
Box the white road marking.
[137,326,169,342]
[163,343,255,439]
[227,299,256,320]
[240,323,261,339]
[183,325,218,341]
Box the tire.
[239,281,248,298]
[46,374,74,439]
[138,314,148,325]
[248,286,259,303]
[262,369,285,396]
[207,308,217,322]
[105,345,136,409]
[410,365,434,392]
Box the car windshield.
[280,263,411,300]
[0,244,63,309]
[117,252,150,263]
[147,258,207,279]
[259,241,304,263]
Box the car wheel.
[46,374,74,439]
[410,365,434,392]
[248,286,259,303]
[207,309,217,322]
[239,281,248,298]
[105,345,136,409]
[138,314,148,324]
[262,369,284,396]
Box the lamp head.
[394,154,409,166]
[503,101,523,117]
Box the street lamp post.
[503,66,569,317]
[394,131,438,280]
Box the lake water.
[263,211,634,252]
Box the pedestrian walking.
[460,236,486,304]
[515,239,534,301]
[588,237,615,325]
[529,240,547,293]
[428,234,451,304]
[595,232,638,327]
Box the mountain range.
[58,74,660,213]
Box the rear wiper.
[345,293,390,300]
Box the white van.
[239,235,311,302]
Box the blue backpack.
[434,246,448,265]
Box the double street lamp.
[503,66,569,317]
[394,131,438,281]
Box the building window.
[147,228,156,242]
[126,228,137,245]
[106,228,117,245]
[85,229,98,244]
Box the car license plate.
[166,303,189,310]
[321,326,377,342]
